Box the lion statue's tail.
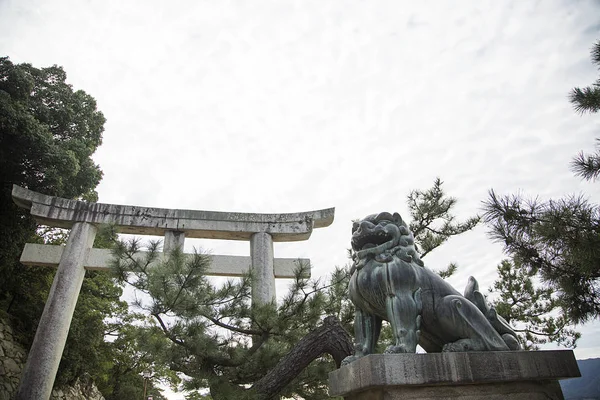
[464,277,521,350]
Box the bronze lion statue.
[343,212,519,364]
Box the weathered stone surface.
[16,222,97,400]
[329,351,581,400]
[163,230,186,253]
[12,185,334,241]
[3,358,20,374]
[342,380,566,400]
[20,243,310,278]
[250,232,276,304]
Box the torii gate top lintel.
[12,185,335,241]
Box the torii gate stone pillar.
[11,185,334,400]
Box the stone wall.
[0,316,104,400]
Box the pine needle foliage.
[489,259,580,349]
[572,138,600,181]
[408,178,481,258]
[407,178,480,277]
[483,191,600,323]
[111,239,351,400]
[484,39,600,326]
[569,40,600,115]
[569,40,600,180]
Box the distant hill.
[561,358,600,400]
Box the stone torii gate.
[11,185,334,400]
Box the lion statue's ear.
[393,212,402,223]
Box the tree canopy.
[0,57,106,325]
[0,56,104,200]
[0,56,105,350]
[488,259,580,349]
[0,56,105,289]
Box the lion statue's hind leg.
[437,295,510,352]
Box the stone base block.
[328,351,580,400]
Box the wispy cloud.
[2,0,600,385]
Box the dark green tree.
[0,55,105,315]
[111,241,353,400]
[488,259,580,349]
[0,55,105,328]
[0,56,104,201]
[0,57,155,395]
[407,178,480,277]
[483,192,600,323]
[99,318,173,400]
[483,40,600,324]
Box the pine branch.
[571,144,600,181]
[251,316,352,400]
[201,313,263,336]
[570,86,600,114]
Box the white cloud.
[2,0,600,397]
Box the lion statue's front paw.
[443,342,466,352]
[384,344,413,354]
[341,355,360,365]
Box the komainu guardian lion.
[344,212,520,364]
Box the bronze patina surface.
[343,212,520,364]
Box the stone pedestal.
[329,351,580,400]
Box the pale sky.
[1,1,600,398]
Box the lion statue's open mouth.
[343,211,520,365]
[351,212,402,258]
[350,212,424,267]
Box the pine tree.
[111,242,352,400]
[407,177,480,277]
[483,40,600,324]
[488,259,580,349]
[570,40,600,180]
[483,192,600,323]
